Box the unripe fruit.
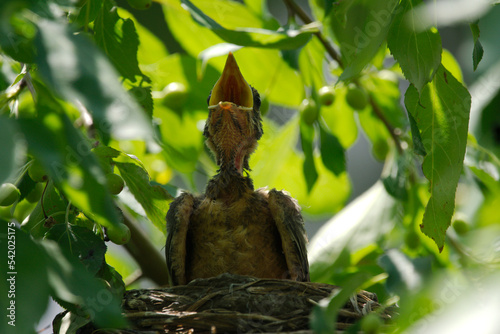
[106,223,131,245]
[0,183,20,206]
[163,82,188,110]
[361,313,383,334]
[26,182,44,203]
[126,0,152,10]
[28,159,48,182]
[318,86,336,106]
[453,219,469,235]
[346,86,369,111]
[299,98,318,125]
[106,173,125,195]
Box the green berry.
[318,86,336,106]
[163,82,188,110]
[106,173,125,195]
[299,98,318,125]
[28,159,48,182]
[0,183,20,207]
[26,182,44,203]
[346,86,369,111]
[453,219,469,235]
[106,223,131,245]
[126,0,152,10]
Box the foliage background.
[0,0,499,333]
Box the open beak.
[208,52,253,109]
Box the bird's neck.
[205,168,254,201]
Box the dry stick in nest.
[76,273,397,334]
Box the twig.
[283,0,343,67]
[284,0,404,154]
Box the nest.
[78,273,396,333]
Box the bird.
[165,52,309,286]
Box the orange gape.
[165,53,309,286]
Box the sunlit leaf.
[309,182,399,283]
[388,0,442,92]
[300,121,318,193]
[404,65,471,251]
[319,120,345,176]
[34,18,158,149]
[180,0,317,50]
[94,0,145,82]
[329,0,399,81]
[0,116,24,184]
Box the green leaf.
[94,0,145,82]
[22,181,71,238]
[329,0,399,81]
[382,151,411,201]
[309,182,398,283]
[93,145,172,232]
[404,65,471,251]
[34,17,158,149]
[300,121,318,193]
[388,0,442,92]
[0,117,23,184]
[180,0,317,50]
[252,118,350,216]
[408,111,426,155]
[44,224,107,276]
[310,272,370,334]
[470,21,484,71]
[318,121,345,176]
[0,224,50,334]
[41,239,126,329]
[320,86,358,149]
[17,83,120,232]
[378,249,431,296]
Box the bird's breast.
[185,193,289,281]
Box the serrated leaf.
[44,224,107,276]
[17,82,120,232]
[115,160,172,233]
[94,0,144,82]
[404,65,471,251]
[329,0,399,81]
[92,145,172,232]
[180,0,317,50]
[408,111,426,155]
[319,121,345,176]
[388,0,442,92]
[34,17,158,150]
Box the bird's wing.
[267,189,310,282]
[165,192,196,286]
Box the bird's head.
[204,52,263,175]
